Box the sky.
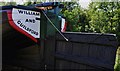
[0,0,91,9]
[78,0,91,9]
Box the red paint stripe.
[7,10,37,43]
[62,22,67,32]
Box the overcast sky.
[78,0,91,9]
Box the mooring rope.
[42,10,68,41]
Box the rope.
[42,10,68,41]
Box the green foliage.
[61,2,120,70]
[114,48,120,71]
[0,2,6,6]
[0,2,16,6]
[23,1,42,6]
[115,59,120,71]
[88,2,120,34]
[87,2,120,47]
[61,2,79,13]
[61,2,89,32]
[23,2,33,6]
[61,2,120,44]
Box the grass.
[114,47,120,71]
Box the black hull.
[2,10,41,70]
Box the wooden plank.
[89,44,102,60]
[3,45,41,70]
[85,65,96,69]
[55,32,118,70]
[56,41,73,54]
[72,43,89,57]
[56,33,118,47]
[70,62,87,69]
[55,52,113,69]
[89,45,117,65]
[55,59,71,69]
[44,38,56,69]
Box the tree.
[61,2,89,32]
[0,2,16,6]
[0,2,6,6]
[87,2,120,45]
[88,2,120,33]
